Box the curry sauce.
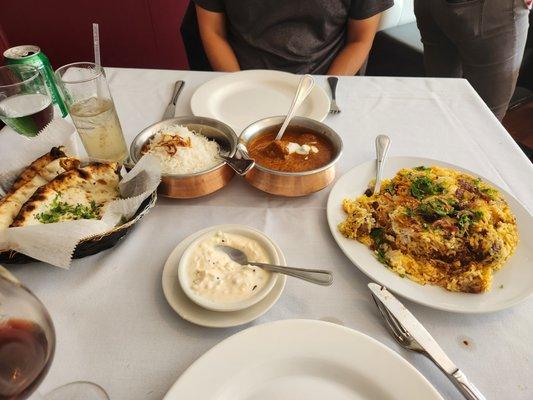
[248,127,334,172]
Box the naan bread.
[11,162,120,227]
[0,148,80,230]
[11,147,68,191]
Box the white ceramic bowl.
[178,225,280,312]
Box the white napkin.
[0,118,161,268]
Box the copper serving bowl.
[130,116,239,199]
[240,116,343,197]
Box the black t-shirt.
[194,0,393,74]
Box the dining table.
[1,68,532,400]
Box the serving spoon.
[217,245,333,286]
[218,153,255,175]
[274,74,315,141]
[373,134,391,195]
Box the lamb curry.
[247,126,334,173]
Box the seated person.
[194,0,393,75]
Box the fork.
[371,294,486,400]
[371,294,425,352]
[327,77,340,114]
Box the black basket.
[0,191,157,264]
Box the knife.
[369,283,486,400]
[162,80,185,120]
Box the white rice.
[145,125,220,174]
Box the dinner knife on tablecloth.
[369,283,486,400]
[162,80,185,120]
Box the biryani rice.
[338,166,519,293]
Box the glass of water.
[55,62,128,163]
[0,64,54,137]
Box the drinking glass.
[0,266,109,400]
[0,65,54,138]
[55,62,128,163]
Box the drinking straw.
[92,23,103,98]
[93,23,101,68]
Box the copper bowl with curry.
[239,116,343,197]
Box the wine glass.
[0,64,54,138]
[0,266,109,400]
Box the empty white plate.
[190,70,330,132]
[163,319,443,400]
[327,156,533,313]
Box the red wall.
[0,0,189,70]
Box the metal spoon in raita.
[217,245,333,286]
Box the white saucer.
[162,225,287,328]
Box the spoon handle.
[250,262,333,286]
[373,134,391,195]
[275,74,315,141]
[218,154,255,176]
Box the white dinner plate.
[327,156,533,313]
[163,319,443,400]
[162,224,286,328]
[190,70,330,132]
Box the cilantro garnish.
[371,228,389,265]
[36,194,101,224]
[410,176,445,199]
[480,187,497,199]
[416,198,455,221]
[376,248,388,265]
[456,210,483,233]
[370,227,385,247]
[457,214,472,233]
[384,184,396,195]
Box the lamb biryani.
[338,165,519,293]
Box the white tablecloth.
[2,68,532,400]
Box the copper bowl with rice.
[130,116,239,199]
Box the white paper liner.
[0,118,161,268]
[0,118,78,191]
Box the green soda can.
[3,45,68,117]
